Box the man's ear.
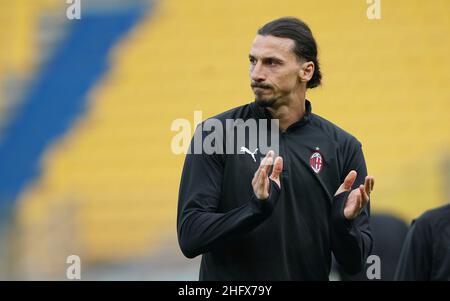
[298,61,315,84]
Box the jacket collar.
[250,99,312,131]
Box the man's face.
[249,35,302,108]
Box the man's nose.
[250,62,266,82]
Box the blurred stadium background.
[0,0,448,280]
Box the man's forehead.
[249,35,295,58]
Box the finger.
[263,156,273,176]
[350,192,362,219]
[252,166,261,185]
[263,175,270,195]
[360,185,369,202]
[264,150,274,162]
[358,191,363,212]
[255,155,269,183]
[361,193,370,209]
[259,168,267,192]
[255,152,273,187]
[343,170,357,191]
[370,177,375,191]
[270,156,283,181]
[364,178,371,196]
[260,151,273,173]
[357,192,362,210]
[359,185,371,212]
[259,150,272,167]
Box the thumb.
[343,170,357,190]
[335,170,357,196]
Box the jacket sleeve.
[176,125,280,259]
[394,219,432,280]
[331,138,373,275]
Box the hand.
[252,150,283,200]
[334,170,375,220]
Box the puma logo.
[240,146,258,162]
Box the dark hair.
[258,17,322,89]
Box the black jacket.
[395,204,450,281]
[334,213,408,281]
[177,100,373,280]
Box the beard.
[255,95,277,108]
[252,83,277,108]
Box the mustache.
[251,82,273,89]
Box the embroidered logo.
[310,148,323,173]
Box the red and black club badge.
[310,148,323,174]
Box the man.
[177,17,375,280]
[395,204,450,281]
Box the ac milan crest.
[310,150,323,174]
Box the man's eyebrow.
[265,56,284,62]
[248,54,285,61]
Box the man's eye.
[249,57,256,65]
